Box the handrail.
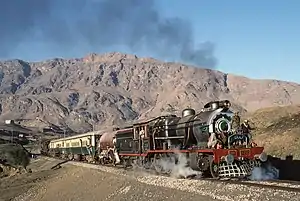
[227,133,250,149]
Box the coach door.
[141,125,149,153]
[134,124,149,154]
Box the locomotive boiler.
[146,100,233,151]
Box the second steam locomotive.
[45,100,268,179]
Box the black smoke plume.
[0,0,217,68]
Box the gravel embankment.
[68,160,300,201]
[12,157,300,201]
[13,164,214,201]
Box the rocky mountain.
[1,52,300,133]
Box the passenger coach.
[48,131,102,161]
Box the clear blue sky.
[1,0,299,83]
[157,0,300,83]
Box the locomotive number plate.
[228,150,237,156]
[240,149,250,156]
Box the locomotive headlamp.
[259,152,268,162]
[225,154,234,164]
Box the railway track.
[41,155,300,192]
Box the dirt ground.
[15,165,217,201]
[0,158,64,201]
[1,157,215,201]
[1,157,300,201]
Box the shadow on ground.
[269,155,300,181]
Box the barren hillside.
[247,105,300,159]
[1,52,300,132]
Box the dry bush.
[0,143,30,169]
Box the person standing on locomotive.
[112,136,121,164]
[240,119,255,145]
[139,128,145,139]
[241,119,252,133]
[207,132,217,148]
[208,132,225,149]
[231,112,241,133]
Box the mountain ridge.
[0,52,300,132]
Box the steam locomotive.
[45,100,268,179]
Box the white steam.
[131,148,202,179]
[152,149,202,179]
[249,164,279,181]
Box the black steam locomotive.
[46,100,267,179]
[114,100,266,178]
